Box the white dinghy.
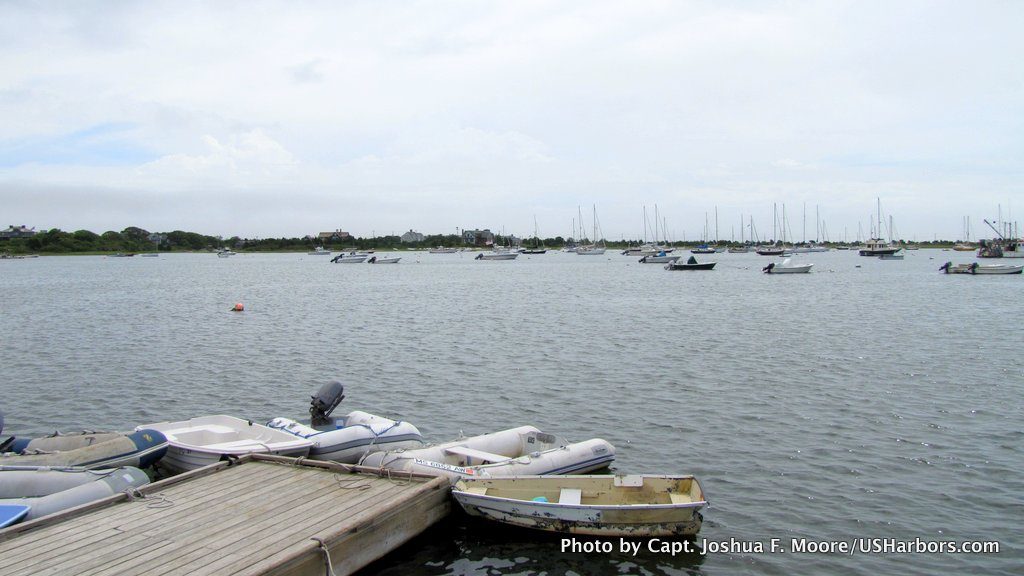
[939,261,1023,275]
[1,430,168,470]
[267,382,423,463]
[762,258,813,274]
[453,474,706,537]
[0,466,150,523]
[137,415,313,474]
[358,426,615,482]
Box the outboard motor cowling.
[310,381,345,427]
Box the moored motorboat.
[307,246,331,256]
[331,252,369,263]
[1,430,168,470]
[638,252,680,264]
[358,426,615,482]
[266,382,423,463]
[367,255,401,263]
[858,238,900,256]
[475,251,519,260]
[939,261,1023,275]
[452,474,706,537]
[878,252,904,260]
[763,258,813,274]
[665,256,716,271]
[137,415,313,474]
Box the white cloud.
[0,1,1021,239]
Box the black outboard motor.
[310,381,345,428]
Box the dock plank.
[0,459,450,576]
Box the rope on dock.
[123,487,174,509]
[310,537,338,576]
[332,474,372,491]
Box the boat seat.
[558,488,582,505]
[669,493,692,505]
[465,486,488,495]
[443,446,511,464]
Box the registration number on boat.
[414,459,475,475]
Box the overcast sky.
[1,1,1021,241]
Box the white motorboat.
[452,474,706,537]
[216,249,236,257]
[428,247,459,254]
[330,252,369,263]
[307,247,331,256]
[638,252,680,264]
[878,252,904,260]
[475,251,519,261]
[266,382,423,463]
[136,415,313,474]
[367,255,401,264]
[358,426,615,482]
[762,258,813,274]
[1,430,168,470]
[939,261,1023,275]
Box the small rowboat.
[452,474,706,537]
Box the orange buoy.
[231,302,244,312]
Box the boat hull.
[267,411,424,463]
[638,255,680,264]
[665,262,716,270]
[1,430,167,470]
[0,466,150,522]
[358,427,615,482]
[138,415,313,475]
[475,253,518,260]
[453,475,705,537]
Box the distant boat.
[475,250,519,261]
[307,247,331,256]
[728,245,750,253]
[639,252,680,264]
[952,243,976,251]
[665,256,716,270]
[690,244,716,254]
[109,253,136,258]
[858,239,900,256]
[520,216,548,254]
[216,249,236,257]
[576,205,607,255]
[331,252,369,263]
[939,261,1023,275]
[429,247,459,254]
[367,255,401,264]
[763,258,813,274]
[452,474,706,537]
[755,246,785,256]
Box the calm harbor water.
[1,249,1021,575]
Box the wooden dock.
[0,455,450,575]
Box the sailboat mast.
[773,204,777,243]
[715,206,719,244]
